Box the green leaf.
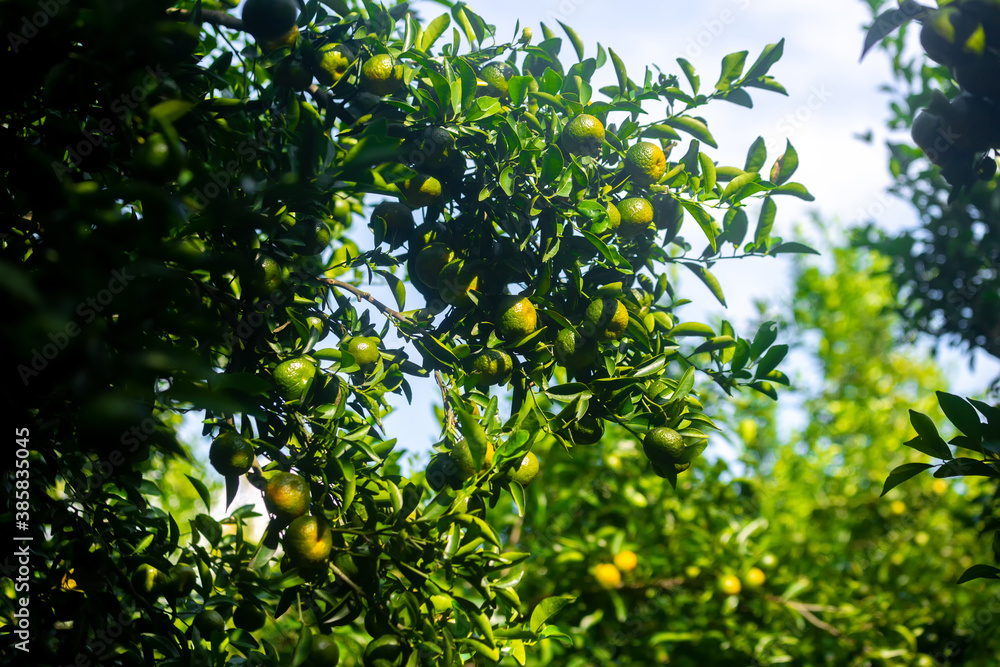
[937,392,983,440]
[934,458,999,478]
[609,48,627,95]
[663,116,717,148]
[679,200,717,252]
[465,97,501,122]
[770,182,814,201]
[754,197,776,246]
[676,58,699,94]
[376,269,406,310]
[150,100,194,125]
[905,410,953,460]
[957,563,1000,584]
[715,51,748,91]
[723,207,748,248]
[861,7,922,61]
[693,336,737,355]
[744,39,785,80]
[722,171,760,202]
[420,12,451,51]
[644,124,682,140]
[754,344,788,379]
[769,140,799,185]
[557,20,584,61]
[744,137,766,173]
[454,403,489,471]
[545,383,593,402]
[530,595,576,633]
[682,263,726,307]
[768,242,820,255]
[750,321,778,360]
[698,153,716,194]
[508,75,534,106]
[881,462,933,496]
[668,322,715,337]
[186,474,212,513]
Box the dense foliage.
[1,0,816,664]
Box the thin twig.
[767,595,852,642]
[323,278,411,323]
[166,7,245,31]
[434,371,456,436]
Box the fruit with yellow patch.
[264,471,311,523]
[617,197,655,238]
[505,451,539,486]
[562,113,605,157]
[283,515,333,568]
[312,42,353,86]
[209,432,255,477]
[497,296,537,341]
[361,53,404,96]
[624,141,666,186]
[583,297,629,341]
[719,574,742,596]
[273,357,317,401]
[613,550,638,572]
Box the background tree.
[2,0,810,664]
[855,0,1000,582]
[492,243,1000,666]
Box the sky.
[189,0,1000,515]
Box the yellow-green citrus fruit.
[449,440,476,484]
[745,567,766,589]
[624,141,666,185]
[593,563,621,589]
[363,634,406,667]
[361,53,404,96]
[273,357,317,401]
[932,479,948,495]
[584,297,629,341]
[332,196,352,220]
[233,603,267,631]
[617,197,655,238]
[164,563,197,598]
[134,133,181,182]
[554,328,598,370]
[642,427,684,465]
[920,7,969,66]
[313,42,353,86]
[209,432,254,477]
[563,114,606,157]
[193,609,227,636]
[305,634,341,667]
[505,451,539,486]
[479,61,516,99]
[614,550,638,572]
[468,349,513,386]
[497,296,537,341]
[346,336,380,367]
[719,575,742,596]
[414,126,455,169]
[414,243,455,286]
[438,260,481,307]
[242,0,298,42]
[567,414,604,445]
[370,200,414,248]
[293,218,331,255]
[605,201,621,232]
[131,563,168,598]
[264,472,311,522]
[254,255,284,296]
[283,515,333,567]
[399,174,442,208]
[262,25,299,52]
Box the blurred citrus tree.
[855,0,1000,583]
[1,0,817,664]
[493,245,1000,666]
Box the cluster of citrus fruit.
[912,0,1000,186]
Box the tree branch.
[323,278,411,323]
[166,7,246,31]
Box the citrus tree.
[490,244,1000,666]
[856,0,1000,582]
[3,0,814,664]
